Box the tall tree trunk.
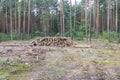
[93,0,96,32]
[74,0,77,31]
[112,6,115,31]
[70,0,72,39]
[28,0,31,38]
[14,0,17,31]
[115,0,118,33]
[85,0,88,42]
[6,6,8,34]
[101,11,104,33]
[60,2,63,36]
[10,0,13,40]
[96,0,99,38]
[50,13,52,34]
[62,2,65,37]
[89,7,92,42]
[107,0,110,42]
[57,10,60,33]
[60,0,65,36]
[23,0,26,34]
[110,6,112,32]
[18,0,21,39]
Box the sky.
[58,0,82,5]
[18,0,82,3]
[72,0,81,4]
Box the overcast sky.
[58,0,82,4]
[72,0,81,4]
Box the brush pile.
[31,37,74,47]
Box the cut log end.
[31,41,37,46]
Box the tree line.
[0,0,120,42]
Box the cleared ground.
[0,40,120,80]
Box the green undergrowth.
[0,56,32,80]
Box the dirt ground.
[0,40,120,80]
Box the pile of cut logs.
[31,37,74,47]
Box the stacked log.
[31,37,74,47]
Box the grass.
[0,56,32,80]
[46,66,66,80]
[0,39,120,80]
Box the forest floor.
[0,39,120,80]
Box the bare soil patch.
[0,40,120,80]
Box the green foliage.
[12,30,19,40]
[99,31,118,40]
[0,33,8,41]
[65,26,95,39]
[110,32,119,40]
[65,26,85,38]
[8,30,28,40]
[32,30,41,37]
[55,33,60,36]
[21,33,29,40]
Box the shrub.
[31,30,41,38]
[0,33,8,41]
[99,31,118,40]
[12,30,19,40]
[55,33,60,36]
[72,26,95,39]
[110,31,118,40]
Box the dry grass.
[0,40,120,80]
